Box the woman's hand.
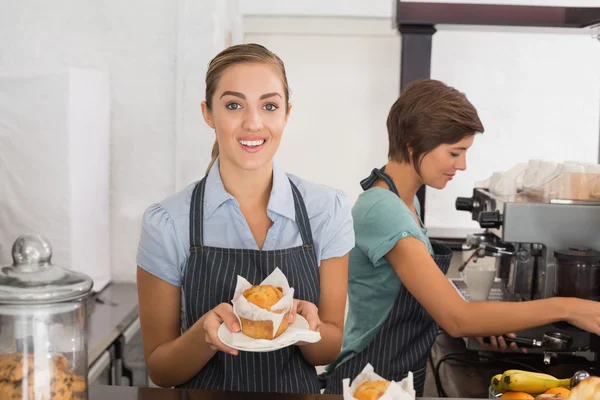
[202,303,240,356]
[290,299,321,346]
[565,298,600,335]
[475,333,527,353]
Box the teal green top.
[326,187,433,371]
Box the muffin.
[239,285,290,339]
[354,379,391,400]
[243,285,284,310]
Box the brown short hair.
[386,79,484,173]
[204,43,290,174]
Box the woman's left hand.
[475,333,527,353]
[290,299,321,346]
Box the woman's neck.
[379,160,424,208]
[218,157,273,209]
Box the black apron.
[321,167,453,396]
[177,176,321,393]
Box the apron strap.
[189,177,207,248]
[189,176,316,249]
[360,166,400,196]
[289,178,315,247]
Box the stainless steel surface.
[502,199,600,299]
[120,318,148,387]
[543,332,572,350]
[507,244,536,299]
[89,350,112,383]
[450,278,516,302]
[571,370,591,387]
[123,317,141,342]
[459,232,515,279]
[87,283,139,367]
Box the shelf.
[396,2,600,29]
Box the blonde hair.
[204,43,290,174]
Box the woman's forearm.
[299,322,343,366]
[146,314,217,387]
[451,297,570,338]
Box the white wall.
[0,0,240,282]
[244,17,398,214]
[175,0,244,191]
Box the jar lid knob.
[11,233,52,269]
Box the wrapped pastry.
[354,379,391,400]
[342,363,416,400]
[231,268,295,340]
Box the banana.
[502,370,562,382]
[502,370,570,393]
[491,374,504,393]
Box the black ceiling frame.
[394,1,600,223]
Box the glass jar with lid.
[0,233,93,399]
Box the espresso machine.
[454,181,600,370]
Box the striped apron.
[177,176,321,394]
[321,167,453,396]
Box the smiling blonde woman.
[135,43,354,394]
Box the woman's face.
[202,62,291,172]
[418,135,475,189]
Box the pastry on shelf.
[0,352,86,399]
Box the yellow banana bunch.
[491,374,504,393]
[501,370,570,393]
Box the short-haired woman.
[322,79,600,396]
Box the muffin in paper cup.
[231,268,295,340]
[342,363,416,400]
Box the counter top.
[87,282,139,366]
[90,385,473,400]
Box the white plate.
[217,315,311,353]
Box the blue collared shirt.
[136,158,355,287]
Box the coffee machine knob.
[455,197,475,212]
[478,210,503,229]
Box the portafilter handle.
[480,244,516,256]
[482,335,542,348]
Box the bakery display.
[240,284,289,340]
[354,379,391,400]
[0,352,86,399]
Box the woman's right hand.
[202,303,240,356]
[565,298,600,335]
